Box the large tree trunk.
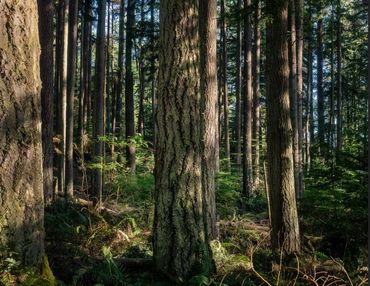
[220,0,231,172]
[242,0,253,197]
[66,0,78,198]
[317,5,325,149]
[235,0,242,166]
[336,0,343,151]
[200,0,218,240]
[125,0,136,174]
[266,0,300,254]
[93,0,106,205]
[0,0,44,266]
[252,0,261,190]
[38,0,54,204]
[153,0,213,280]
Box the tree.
[93,0,106,205]
[200,0,218,240]
[0,0,44,266]
[66,0,78,198]
[336,0,343,150]
[38,0,54,204]
[153,0,213,280]
[317,3,325,148]
[242,0,253,197]
[125,0,136,173]
[266,0,300,254]
[220,0,231,172]
[235,0,242,166]
[252,0,261,189]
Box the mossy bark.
[153,0,213,281]
[0,0,44,266]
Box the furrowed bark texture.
[38,0,54,204]
[266,0,300,254]
[200,0,218,240]
[153,0,212,281]
[0,0,44,266]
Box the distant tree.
[0,0,44,266]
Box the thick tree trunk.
[38,0,54,204]
[200,0,218,240]
[66,0,78,198]
[317,6,325,148]
[336,0,343,151]
[153,0,213,280]
[125,0,136,174]
[0,0,44,266]
[242,0,253,197]
[266,0,300,254]
[235,0,242,166]
[220,0,231,172]
[93,0,106,205]
[252,0,261,190]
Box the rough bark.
[220,0,231,172]
[125,0,136,174]
[252,0,261,190]
[38,0,54,204]
[266,0,300,254]
[66,0,78,198]
[235,0,242,166]
[0,0,45,266]
[200,0,218,240]
[242,0,253,197]
[153,0,213,280]
[93,0,106,205]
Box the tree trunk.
[93,0,106,205]
[106,1,112,137]
[200,0,218,240]
[235,0,242,166]
[306,15,313,172]
[150,0,157,147]
[220,0,231,172]
[125,0,136,174]
[266,0,300,254]
[336,0,342,151]
[38,0,54,204]
[57,0,69,197]
[153,0,213,280]
[242,0,253,197]
[116,0,125,140]
[252,0,261,190]
[0,0,44,266]
[138,0,145,136]
[66,0,78,198]
[317,5,325,148]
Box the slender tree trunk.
[288,1,300,198]
[106,1,111,137]
[116,0,125,140]
[38,0,54,204]
[242,0,253,196]
[150,0,156,147]
[66,0,78,198]
[125,0,136,173]
[0,0,44,266]
[336,0,343,151]
[200,0,218,240]
[317,5,325,148]
[138,0,145,135]
[221,0,231,172]
[306,23,313,172]
[266,0,300,254]
[235,0,242,166]
[153,1,213,280]
[57,0,69,197]
[295,0,304,195]
[93,0,107,205]
[252,0,261,190]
